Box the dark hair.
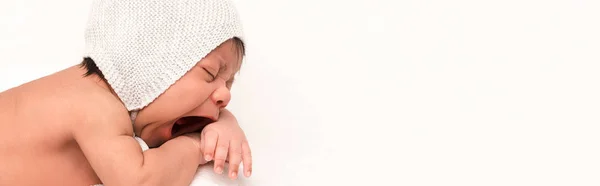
[80,37,245,79]
[232,37,246,57]
[80,57,105,79]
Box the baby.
[0,0,251,185]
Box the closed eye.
[202,67,216,81]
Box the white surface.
[1,0,600,185]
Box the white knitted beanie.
[83,0,244,111]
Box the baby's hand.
[200,109,252,180]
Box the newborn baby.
[0,0,252,185]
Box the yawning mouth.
[171,116,215,137]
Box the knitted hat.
[83,0,244,111]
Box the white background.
[1,0,599,185]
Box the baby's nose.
[211,86,231,108]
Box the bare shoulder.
[34,65,135,139]
[73,81,134,139]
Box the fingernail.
[231,172,237,179]
[245,170,251,177]
[204,154,212,161]
[215,166,223,174]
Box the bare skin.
[0,39,252,185]
[0,66,118,185]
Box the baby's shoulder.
[85,89,130,120]
[68,83,133,135]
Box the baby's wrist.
[174,133,206,163]
[180,133,201,148]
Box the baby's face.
[133,39,243,147]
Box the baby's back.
[0,66,105,185]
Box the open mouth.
[171,116,215,137]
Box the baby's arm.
[74,108,204,186]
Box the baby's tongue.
[175,118,187,125]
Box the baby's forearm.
[138,135,205,186]
[78,132,203,186]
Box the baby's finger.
[228,140,243,180]
[241,140,252,177]
[199,130,206,152]
[213,137,229,174]
[201,130,218,161]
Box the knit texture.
[83,0,244,111]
